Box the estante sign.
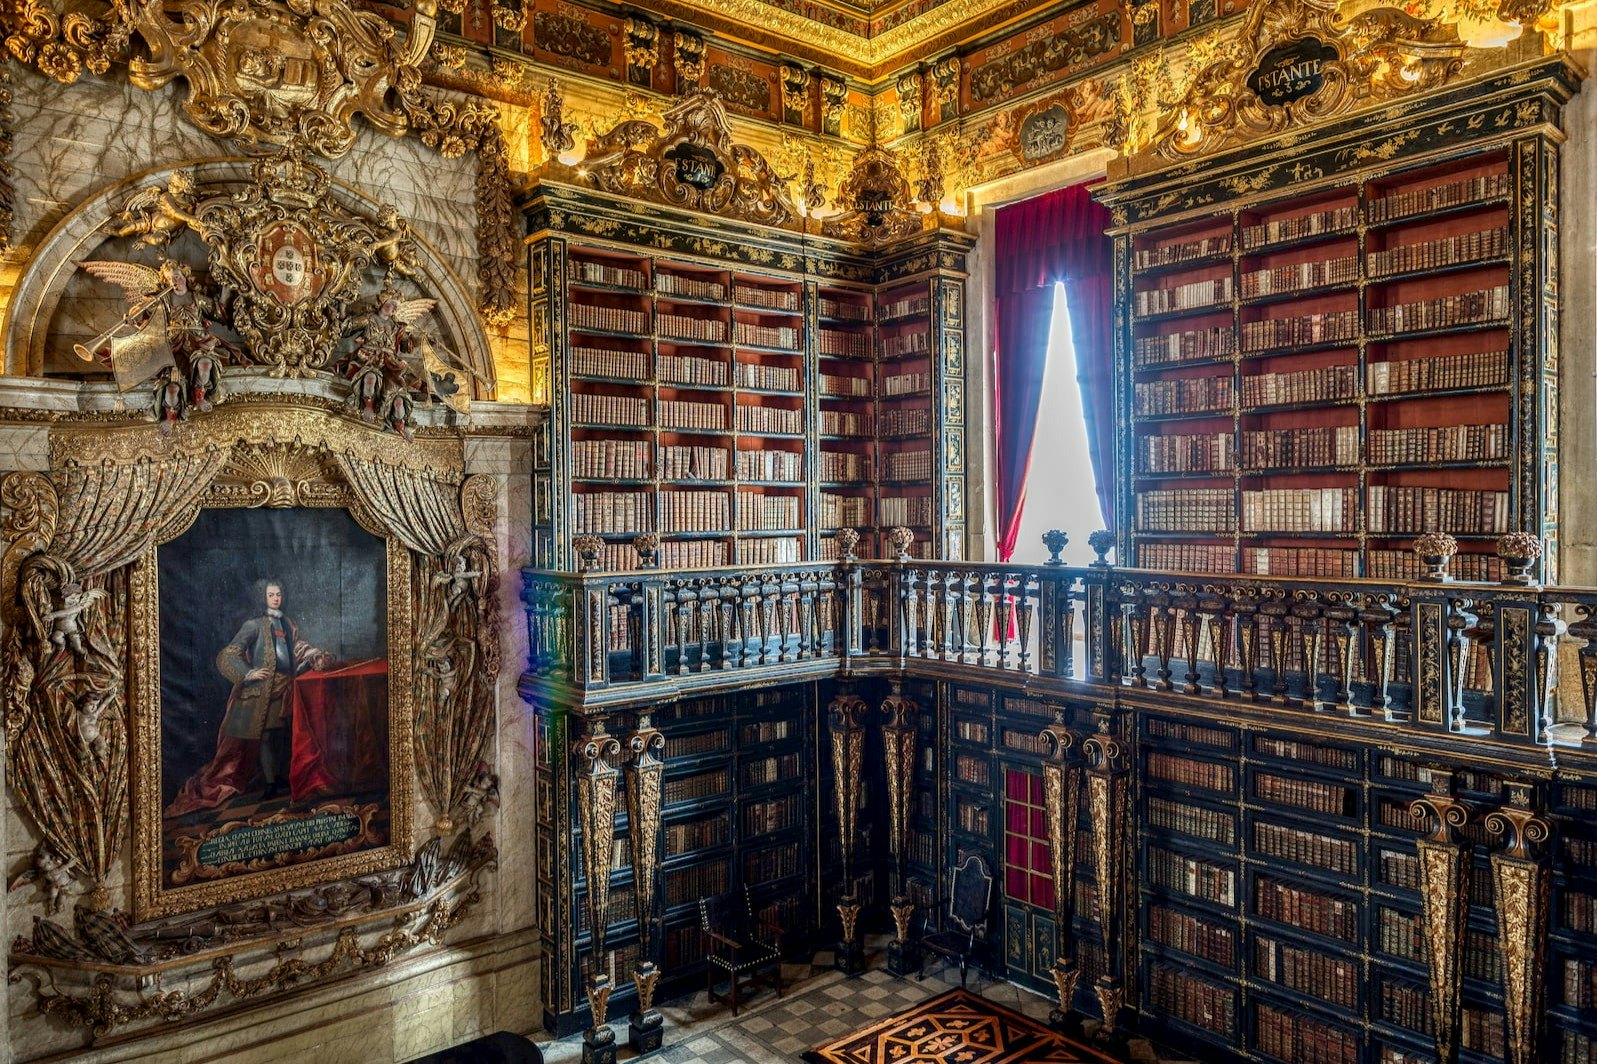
[1248,38,1339,106]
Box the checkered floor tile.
[536,942,1192,1064]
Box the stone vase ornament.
[835,527,860,562]
[1496,532,1543,585]
[1413,531,1458,583]
[1087,529,1115,567]
[887,526,915,561]
[632,531,660,569]
[573,534,604,572]
[1042,529,1068,566]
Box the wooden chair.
[698,886,782,1016]
[919,853,994,987]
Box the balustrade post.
[1179,593,1202,695]
[1410,589,1453,730]
[1359,595,1397,718]
[1569,604,1597,744]
[1235,598,1260,701]
[1082,559,1114,685]
[1326,601,1358,715]
[1017,575,1036,673]
[719,579,740,671]
[572,576,612,693]
[1203,595,1230,698]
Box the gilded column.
[1485,783,1552,1064]
[1083,713,1130,1042]
[574,720,623,1064]
[625,714,666,1054]
[1040,713,1083,1032]
[829,687,869,975]
[881,680,920,975]
[1410,774,1475,1064]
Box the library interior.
[2,0,1597,1061]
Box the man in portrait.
[166,578,336,816]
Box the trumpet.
[71,284,175,362]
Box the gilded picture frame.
[129,465,417,920]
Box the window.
[1004,768,1054,910]
[1013,282,1107,564]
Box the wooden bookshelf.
[1100,69,1565,580]
[524,182,972,571]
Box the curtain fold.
[992,183,1115,561]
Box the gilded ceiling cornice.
[633,0,1036,79]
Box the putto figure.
[166,579,336,814]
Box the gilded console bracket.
[1041,714,1083,1030]
[625,714,667,1052]
[574,722,622,1063]
[1083,713,1129,1040]
[1485,783,1552,1064]
[829,688,868,974]
[1410,774,1475,1064]
[880,681,919,975]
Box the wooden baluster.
[941,571,958,661]
[740,585,759,668]
[1328,604,1357,713]
[1060,579,1077,680]
[1153,596,1176,691]
[1206,603,1231,698]
[974,574,992,666]
[1235,602,1259,701]
[760,582,778,665]
[1362,597,1395,718]
[919,569,936,657]
[693,587,710,672]
[1569,606,1597,744]
[996,581,1014,670]
[779,585,796,663]
[1180,598,1202,695]
[956,572,974,663]
[1266,606,1292,704]
[1123,598,1149,688]
[721,582,741,671]
[1293,604,1321,708]
[1017,576,1035,673]
[674,587,693,676]
[1533,604,1564,743]
[798,580,816,660]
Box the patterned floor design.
[802,989,1118,1064]
[538,944,1189,1064]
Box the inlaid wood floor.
[539,945,1191,1064]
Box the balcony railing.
[522,536,1597,749]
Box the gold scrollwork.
[821,148,923,247]
[577,87,798,229]
[1410,776,1474,1064]
[1486,785,1552,1064]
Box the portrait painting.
[135,503,413,916]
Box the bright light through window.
[1012,282,1107,565]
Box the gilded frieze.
[533,6,617,70]
[966,8,1122,106]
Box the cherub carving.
[103,169,207,247]
[370,204,423,282]
[152,365,187,432]
[71,685,114,765]
[44,582,108,657]
[7,843,79,915]
[422,640,459,706]
[458,762,500,828]
[432,553,483,615]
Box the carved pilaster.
[830,688,868,973]
[574,722,622,1063]
[626,715,666,1052]
[1084,715,1129,1040]
[1485,784,1552,1064]
[1410,774,1475,1064]
[672,31,706,89]
[781,63,811,125]
[1041,714,1083,1030]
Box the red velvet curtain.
[992,183,1115,561]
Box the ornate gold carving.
[12,836,493,1036]
[880,682,917,920]
[781,64,811,121]
[123,0,435,158]
[820,75,847,136]
[624,18,659,73]
[837,900,861,944]
[626,715,666,963]
[1486,784,1551,1064]
[821,149,922,246]
[673,30,706,87]
[896,70,923,133]
[574,723,622,964]
[541,78,578,156]
[1411,776,1474,1064]
[1084,718,1128,1038]
[578,88,798,229]
[1144,0,1468,162]
[828,691,868,885]
[631,961,661,1013]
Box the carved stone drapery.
[1411,775,1475,1064]
[1083,715,1129,1038]
[1485,784,1552,1064]
[575,88,798,229]
[573,720,622,1045]
[1040,715,1083,1026]
[625,714,666,1032]
[0,0,517,322]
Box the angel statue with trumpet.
[72,258,237,410]
[341,286,486,439]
